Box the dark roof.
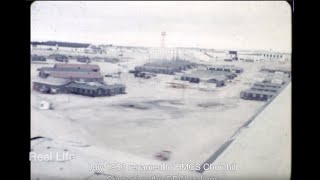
[182,70,227,81]
[31,41,90,48]
[229,51,238,54]
[241,89,277,96]
[54,63,100,70]
[254,82,283,88]
[209,65,243,71]
[66,82,125,90]
[37,67,93,73]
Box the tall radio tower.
[161,31,166,48]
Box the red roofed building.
[49,71,104,82]
[54,63,100,72]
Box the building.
[205,69,238,79]
[260,67,291,77]
[240,89,276,101]
[225,50,238,61]
[180,70,228,87]
[47,71,104,82]
[54,63,100,72]
[37,63,103,82]
[33,78,126,97]
[253,82,284,89]
[76,56,91,63]
[33,77,72,94]
[134,60,198,75]
[65,82,126,97]
[208,65,243,73]
[37,67,94,78]
[240,81,286,101]
[31,55,46,61]
[49,54,69,62]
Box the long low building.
[240,81,287,101]
[260,67,291,77]
[180,70,228,87]
[54,63,100,72]
[37,63,103,82]
[208,65,243,73]
[33,78,125,97]
[134,59,198,75]
[253,82,283,89]
[65,82,126,97]
[37,67,93,74]
[240,89,277,101]
[47,71,104,82]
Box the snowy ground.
[31,48,290,179]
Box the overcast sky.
[31,1,292,52]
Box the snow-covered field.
[30,48,290,179]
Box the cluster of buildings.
[179,65,243,87]
[240,68,291,101]
[33,63,126,97]
[134,59,198,75]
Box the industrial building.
[180,70,227,87]
[208,65,243,74]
